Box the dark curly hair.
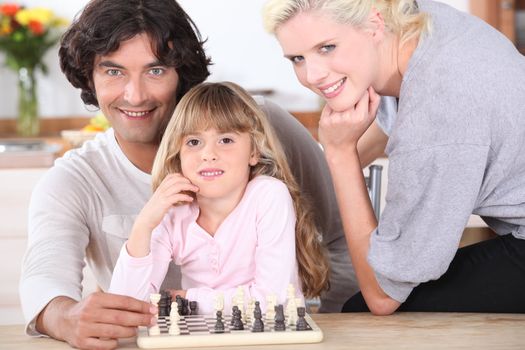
[59,0,211,107]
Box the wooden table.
[2,313,525,349]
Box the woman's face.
[276,10,382,112]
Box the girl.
[109,81,329,314]
[263,0,525,314]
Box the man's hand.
[37,292,157,350]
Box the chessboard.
[137,313,323,348]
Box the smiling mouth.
[199,170,224,177]
[321,77,346,95]
[119,108,154,118]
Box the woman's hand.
[127,173,198,257]
[319,87,381,152]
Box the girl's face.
[276,10,382,112]
[180,128,258,202]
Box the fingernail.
[150,316,157,326]
[150,305,158,314]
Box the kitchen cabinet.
[470,0,525,53]
[0,169,97,325]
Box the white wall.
[0,0,469,119]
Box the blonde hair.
[151,81,330,298]
[263,0,430,46]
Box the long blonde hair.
[263,0,430,46]
[151,81,329,298]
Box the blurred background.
[1,0,523,326]
[0,0,473,122]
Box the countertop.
[2,313,525,349]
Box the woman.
[263,0,525,314]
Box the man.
[20,0,383,349]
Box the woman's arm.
[357,120,388,168]
[319,88,400,315]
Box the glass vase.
[16,67,39,137]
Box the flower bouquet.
[0,3,67,136]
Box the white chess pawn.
[168,319,180,335]
[234,286,245,314]
[148,293,162,335]
[214,292,224,314]
[245,297,256,324]
[265,294,276,321]
[285,284,296,317]
[169,302,180,323]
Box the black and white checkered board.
[137,313,323,348]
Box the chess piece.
[175,295,183,316]
[285,284,296,317]
[169,302,180,323]
[232,307,244,330]
[231,306,239,326]
[214,292,224,314]
[168,317,180,335]
[252,301,264,332]
[285,286,298,326]
[158,290,171,317]
[189,301,197,315]
[295,306,308,331]
[182,298,189,316]
[214,311,225,333]
[265,294,276,321]
[245,297,255,324]
[274,304,286,331]
[233,286,245,314]
[149,293,161,335]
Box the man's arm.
[20,167,155,350]
[37,294,155,350]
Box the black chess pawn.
[295,306,308,331]
[274,304,286,331]
[214,311,225,333]
[182,298,189,316]
[189,301,197,315]
[231,306,239,326]
[232,308,244,330]
[252,301,264,332]
[158,290,170,317]
[175,295,183,316]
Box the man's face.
[92,33,179,146]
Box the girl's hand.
[136,173,199,232]
[127,173,198,257]
[319,86,381,151]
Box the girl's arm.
[127,173,198,257]
[109,173,198,299]
[319,88,400,315]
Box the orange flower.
[0,4,20,17]
[28,20,44,35]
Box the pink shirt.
[109,175,302,314]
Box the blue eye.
[149,68,165,76]
[320,44,335,53]
[107,69,122,76]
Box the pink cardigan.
[109,175,303,314]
